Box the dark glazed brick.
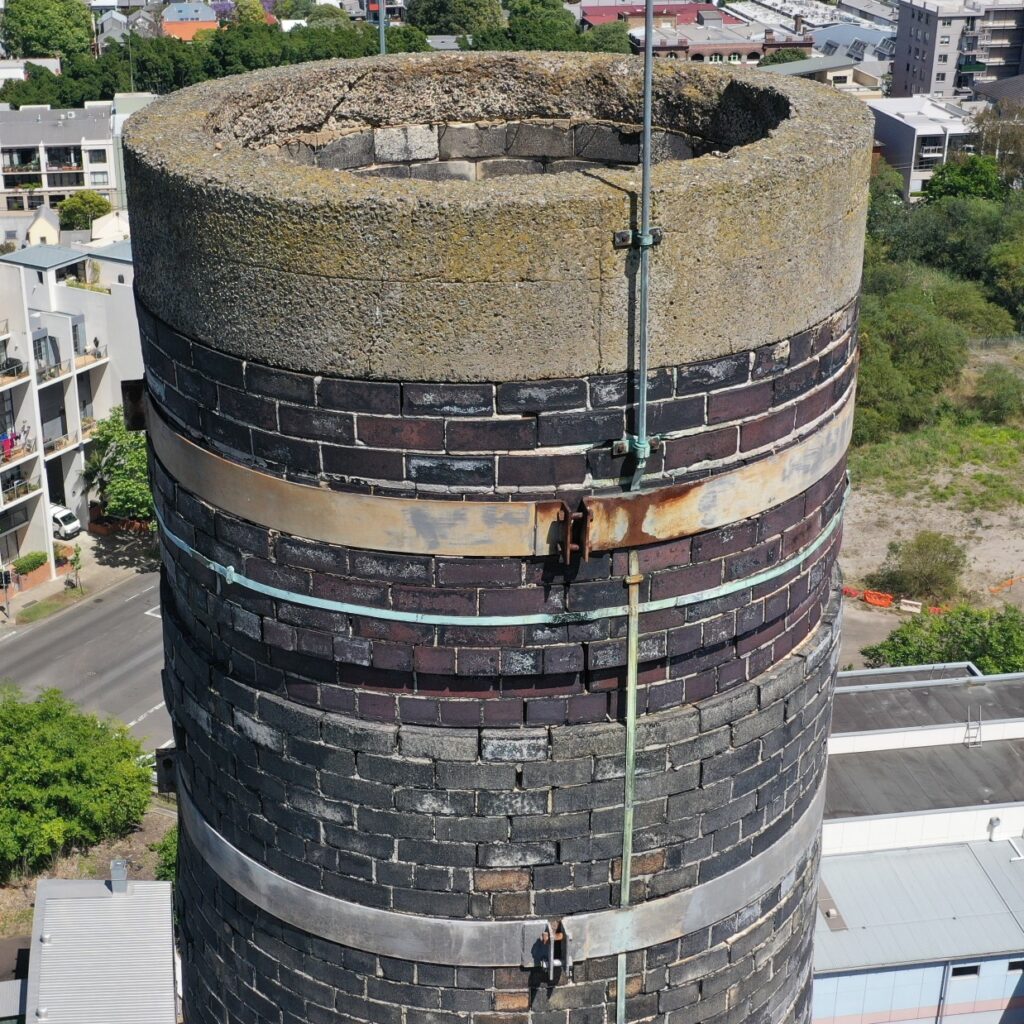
[774,362,819,404]
[589,370,673,408]
[406,456,495,487]
[663,426,738,470]
[646,396,705,435]
[193,344,244,389]
[245,363,315,404]
[404,384,494,417]
[752,342,791,380]
[707,381,774,425]
[252,430,321,475]
[538,410,623,447]
[358,416,445,450]
[498,454,588,487]
[323,445,404,481]
[447,418,537,452]
[496,379,587,413]
[319,378,401,414]
[219,386,278,431]
[676,353,749,395]
[279,404,355,444]
[739,407,796,452]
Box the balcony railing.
[918,146,945,157]
[37,358,72,383]
[0,438,37,465]
[74,345,108,368]
[81,415,97,438]
[0,359,28,386]
[43,431,76,455]
[1,476,40,503]
[44,162,83,172]
[2,161,40,173]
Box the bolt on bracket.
[613,227,664,251]
[612,436,662,458]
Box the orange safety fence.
[864,590,894,608]
[841,586,862,598]
[990,575,1024,595]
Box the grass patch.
[849,419,1024,511]
[16,587,87,624]
[0,905,33,938]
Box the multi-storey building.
[892,0,1024,98]
[0,103,117,216]
[0,241,142,577]
[868,94,975,195]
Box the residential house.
[161,1,219,38]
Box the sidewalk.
[0,530,158,630]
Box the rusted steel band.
[148,394,852,558]
[179,777,825,966]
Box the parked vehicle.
[51,505,82,539]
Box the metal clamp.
[556,501,593,565]
[540,921,573,981]
[612,227,664,250]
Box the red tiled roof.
[581,2,744,24]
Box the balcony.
[74,346,109,370]
[0,359,29,389]
[918,146,945,157]
[1,475,40,505]
[36,359,72,384]
[43,431,77,456]
[2,160,40,174]
[80,415,97,439]
[0,437,37,467]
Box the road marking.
[125,584,157,603]
[0,630,17,643]
[127,701,165,728]
[144,605,161,619]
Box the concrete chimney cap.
[124,52,873,382]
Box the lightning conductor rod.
[378,0,387,55]
[629,0,656,491]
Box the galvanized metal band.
[155,490,846,628]
[147,393,853,558]
[178,779,825,966]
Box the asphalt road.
[0,571,170,750]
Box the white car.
[51,505,82,540]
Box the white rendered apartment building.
[0,241,142,578]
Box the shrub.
[866,529,967,601]
[0,688,151,881]
[53,543,71,566]
[974,365,1024,423]
[863,604,1024,673]
[151,825,178,883]
[13,551,47,575]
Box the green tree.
[579,20,631,52]
[974,365,1024,423]
[407,0,501,34]
[275,0,315,15]
[0,688,151,881]
[986,235,1024,326]
[974,99,1024,187]
[866,158,907,249]
[891,196,1004,280]
[759,47,807,66]
[69,543,83,592]
[82,407,154,521]
[866,530,967,601]
[151,825,178,883]
[235,0,268,25]
[57,190,113,231]
[1,0,93,57]
[924,154,1006,202]
[863,604,1024,673]
[305,3,349,18]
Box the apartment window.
[939,53,948,62]
[27,194,43,210]
[709,53,723,62]
[87,149,107,164]
[89,171,109,186]
[936,72,946,80]
[951,966,980,978]
[940,34,950,43]
[1009,962,1024,972]
[942,16,952,24]
[728,52,740,61]
[5,196,23,211]
[906,62,911,70]
[3,231,14,241]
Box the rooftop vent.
[110,858,128,894]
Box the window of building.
[5,196,23,212]
[938,53,948,62]
[1009,962,1024,972]
[87,149,107,164]
[48,194,64,207]
[89,171,109,186]
[951,966,980,978]
[709,53,723,62]
[940,34,950,43]
[936,72,946,80]
[117,274,125,284]
[832,74,848,83]
[942,16,952,24]
[3,231,14,241]
[27,194,43,210]
[728,52,740,61]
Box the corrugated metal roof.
[0,978,26,1018]
[25,879,175,1024]
[0,105,111,147]
[815,841,1024,972]
[0,244,87,271]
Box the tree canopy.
[924,154,1006,202]
[57,190,112,231]
[759,47,807,66]
[83,407,154,521]
[407,0,502,36]
[1,0,93,57]
[863,605,1024,674]
[468,0,630,51]
[235,0,268,24]
[0,688,150,881]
